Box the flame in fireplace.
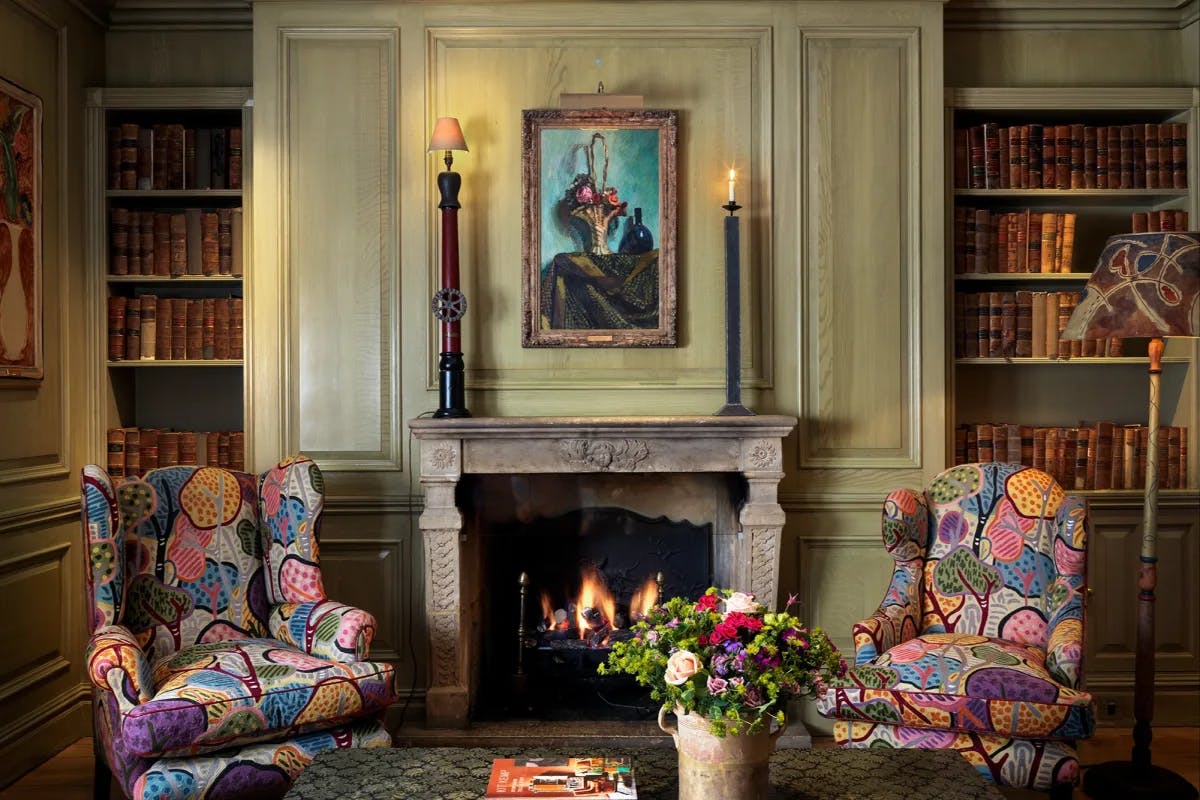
[540,591,555,628]
[575,566,617,639]
[629,576,659,620]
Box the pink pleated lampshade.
[428,117,469,153]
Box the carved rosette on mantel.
[409,415,797,729]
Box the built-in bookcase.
[945,87,1200,725]
[86,88,252,475]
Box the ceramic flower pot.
[658,705,787,800]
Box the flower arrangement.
[598,588,845,736]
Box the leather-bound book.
[228,127,243,190]
[1180,428,1188,489]
[218,431,231,468]
[976,423,994,463]
[136,128,153,191]
[1059,213,1076,272]
[1123,426,1139,490]
[1084,427,1097,490]
[1027,213,1042,273]
[974,209,990,273]
[171,298,187,360]
[1015,210,1029,272]
[186,299,203,359]
[999,126,1011,189]
[124,295,141,361]
[1178,211,1189,230]
[968,126,985,189]
[1157,427,1170,489]
[1031,291,1047,358]
[966,426,978,463]
[1042,127,1056,188]
[153,213,171,276]
[1159,210,1175,231]
[1028,124,1043,188]
[1132,125,1146,187]
[1033,427,1048,471]
[1081,337,1095,357]
[1132,212,1149,233]
[1110,426,1125,490]
[229,431,245,472]
[1040,213,1057,274]
[231,208,244,277]
[1007,424,1023,465]
[1018,125,1030,188]
[988,291,1004,357]
[954,129,969,189]
[1015,290,1033,358]
[955,206,969,274]
[1083,126,1097,188]
[1044,292,1059,358]
[140,295,156,360]
[1001,291,1018,356]
[1045,428,1060,483]
[1056,292,1073,358]
[1054,125,1071,189]
[169,213,187,277]
[974,292,988,358]
[168,124,186,189]
[1136,427,1149,489]
[194,128,212,190]
[993,424,1008,463]
[184,128,196,189]
[230,298,244,359]
[119,124,138,190]
[1158,123,1171,189]
[110,208,129,275]
[140,428,159,472]
[107,127,121,190]
[155,295,172,360]
[152,124,168,190]
[1062,429,1080,490]
[183,208,202,275]
[123,428,141,477]
[206,431,219,466]
[214,298,231,359]
[1147,211,1161,232]
[218,209,233,274]
[139,211,154,275]
[1069,124,1085,189]
[158,431,180,467]
[1107,126,1121,187]
[1095,125,1109,188]
[1167,427,1181,489]
[125,211,139,275]
[1144,124,1160,189]
[1052,213,1065,272]
[955,426,968,466]
[1068,297,1082,357]
[1119,126,1134,188]
[983,123,1001,189]
[998,214,1010,272]
[1172,123,1187,189]
[1108,337,1124,357]
[179,431,198,466]
[106,429,126,478]
[211,128,227,190]
[1095,421,1114,490]
[202,298,216,360]
[201,212,219,276]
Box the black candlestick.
[715,202,753,416]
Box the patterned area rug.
[284,745,1005,799]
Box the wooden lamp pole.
[428,117,470,418]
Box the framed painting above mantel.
[521,108,677,348]
[0,76,42,382]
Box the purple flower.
[729,676,745,688]
[744,686,764,707]
[755,651,781,669]
[724,640,744,655]
[667,618,680,628]
[707,675,729,696]
[646,630,659,644]
[712,654,731,678]
[838,659,848,677]
[576,185,596,204]
[733,651,748,670]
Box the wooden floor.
[1,729,1196,799]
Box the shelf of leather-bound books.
[954,273,1093,283]
[956,357,1191,365]
[107,275,242,285]
[107,360,243,368]
[106,189,242,199]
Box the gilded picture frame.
[521,108,677,347]
[0,76,42,381]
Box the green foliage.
[932,547,1000,597]
[846,665,898,689]
[124,575,193,633]
[969,644,1020,666]
[236,518,263,558]
[928,466,981,505]
[600,588,845,737]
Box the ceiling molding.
[946,0,1198,30]
[108,0,251,31]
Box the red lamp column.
[428,117,470,418]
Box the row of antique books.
[107,295,243,361]
[953,122,1188,190]
[955,422,1189,491]
[1131,210,1192,233]
[953,209,1076,274]
[106,428,245,478]
[955,290,1122,359]
[110,207,243,277]
[107,124,243,191]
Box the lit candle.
[728,168,736,203]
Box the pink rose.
[575,185,595,204]
[724,592,761,614]
[707,675,728,695]
[664,650,702,686]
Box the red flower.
[725,612,763,632]
[695,594,720,613]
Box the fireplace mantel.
[409,414,798,728]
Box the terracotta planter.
[658,705,786,800]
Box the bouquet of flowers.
[598,588,845,736]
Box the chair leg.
[93,746,112,800]
[1048,782,1073,800]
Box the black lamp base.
[434,351,470,418]
[714,402,755,417]
[1083,760,1199,800]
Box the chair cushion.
[817,633,1094,739]
[121,638,394,758]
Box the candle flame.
[728,168,736,181]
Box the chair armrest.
[86,625,153,712]
[1046,495,1088,689]
[852,561,923,664]
[269,600,378,663]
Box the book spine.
[230,298,244,360]
[988,291,1004,357]
[993,423,1008,463]
[139,211,154,275]
[1095,125,1108,189]
[170,212,187,277]
[128,212,143,276]
[186,208,203,275]
[1132,212,1149,233]
[119,124,138,190]
[1132,125,1146,188]
[228,127,243,191]
[1040,213,1057,274]
[140,429,159,472]
[1158,123,1172,189]
[179,432,198,466]
[231,208,244,278]
[202,298,216,360]
[207,431,220,466]
[1111,424,1125,490]
[1145,123,1160,189]
[1018,125,1030,189]
[1083,125,1097,189]
[214,298,231,360]
[1172,123,1187,189]
[983,123,1001,189]
[1095,421,1114,491]
[977,423,994,463]
[218,431,231,468]
[1084,427,1097,490]
[136,128,153,191]
[110,208,129,276]
[152,124,168,190]
[1027,212,1042,273]
[1042,128,1056,188]
[1108,337,1124,357]
[159,432,180,467]
[1031,291,1047,358]
[1069,124,1085,189]
[1028,124,1043,189]
[1180,427,1188,489]
[957,206,971,274]
[106,428,126,478]
[171,297,187,360]
[153,212,171,277]
[1015,290,1033,358]
[186,299,203,360]
[998,213,1010,273]
[1033,427,1048,471]
[1000,126,1012,189]
[1054,125,1071,189]
[1060,213,1077,273]
[124,428,141,477]
[229,431,245,472]
[184,128,196,189]
[966,426,978,463]
[155,294,172,360]
[140,295,156,360]
[123,296,141,361]
[1001,291,1017,357]
[976,291,988,358]
[1123,426,1138,490]
[169,124,185,190]
[1056,292,1072,358]
[1044,291,1059,360]
[218,209,233,275]
[211,128,228,190]
[1045,428,1060,484]
[194,128,212,190]
[1167,426,1181,490]
[1137,427,1149,489]
[202,212,220,276]
[1015,210,1028,273]
[1120,126,1134,188]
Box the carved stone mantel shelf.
[408,415,798,728]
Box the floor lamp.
[1062,231,1199,800]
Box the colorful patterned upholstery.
[81,456,395,799]
[818,463,1093,793]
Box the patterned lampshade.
[1062,232,1200,341]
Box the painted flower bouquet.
[598,588,845,736]
[564,132,627,255]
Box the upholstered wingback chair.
[817,463,1093,797]
[82,456,395,800]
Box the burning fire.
[629,576,659,621]
[575,566,617,639]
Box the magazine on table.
[484,756,636,798]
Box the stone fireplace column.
[418,438,469,727]
[739,438,786,609]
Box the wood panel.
[793,534,895,655]
[282,29,402,470]
[316,536,407,664]
[0,544,70,702]
[799,30,922,470]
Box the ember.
[533,566,660,649]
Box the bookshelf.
[946,87,1199,723]
[86,87,252,476]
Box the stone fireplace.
[409,415,797,728]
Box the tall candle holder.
[715,199,753,416]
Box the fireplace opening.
[476,506,712,721]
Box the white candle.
[728,168,736,203]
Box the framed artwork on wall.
[521,108,677,347]
[0,76,42,381]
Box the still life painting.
[521,108,677,347]
[0,76,41,381]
